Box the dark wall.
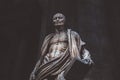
[0,0,119,80]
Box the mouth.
[55,23,62,25]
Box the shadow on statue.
[65,60,93,80]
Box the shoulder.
[70,30,80,38]
[67,29,79,35]
[71,31,79,36]
[44,33,54,40]
[70,29,85,45]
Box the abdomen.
[48,42,68,59]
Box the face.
[53,13,65,26]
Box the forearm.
[33,59,41,73]
[81,48,94,65]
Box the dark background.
[0,0,120,80]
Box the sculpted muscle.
[47,31,68,59]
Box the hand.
[56,71,65,80]
[29,71,36,80]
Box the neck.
[55,26,65,33]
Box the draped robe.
[30,29,93,80]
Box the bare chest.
[50,32,68,44]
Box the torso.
[46,31,68,60]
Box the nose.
[56,17,59,20]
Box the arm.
[30,34,53,80]
[81,48,94,65]
[29,59,41,80]
[72,31,93,65]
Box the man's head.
[53,13,65,27]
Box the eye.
[59,17,63,19]
[61,17,63,19]
[53,17,57,20]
